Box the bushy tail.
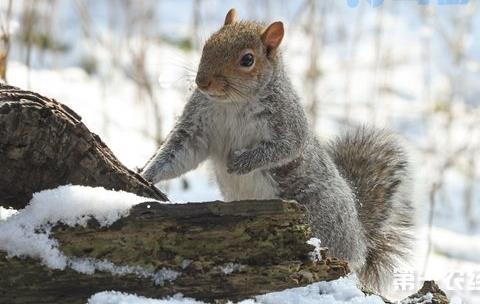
[327,127,414,291]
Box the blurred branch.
[304,0,325,130]
[20,0,37,88]
[123,0,163,146]
[191,0,201,50]
[463,151,477,231]
[342,2,364,123]
[0,0,12,82]
[422,143,469,276]
[74,0,164,145]
[369,4,385,124]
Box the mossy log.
[0,84,167,209]
[0,199,350,303]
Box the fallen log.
[0,84,167,209]
[0,199,349,303]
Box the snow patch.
[88,276,385,304]
[0,185,161,276]
[154,268,181,286]
[217,263,245,275]
[431,227,480,263]
[252,276,384,304]
[88,292,202,304]
[399,292,433,304]
[307,237,322,261]
[0,207,17,221]
[180,259,192,269]
[69,257,155,278]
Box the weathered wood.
[0,84,167,209]
[400,281,450,304]
[0,200,349,303]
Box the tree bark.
[0,84,167,209]
[0,200,349,303]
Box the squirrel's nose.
[196,76,212,90]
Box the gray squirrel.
[141,9,414,291]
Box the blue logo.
[437,0,469,4]
[347,0,383,8]
[347,0,469,8]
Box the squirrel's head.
[195,9,284,103]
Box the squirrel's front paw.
[227,150,254,175]
[141,161,166,184]
[141,168,157,183]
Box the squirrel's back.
[327,127,414,290]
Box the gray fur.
[141,20,413,292]
[327,127,414,290]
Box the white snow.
[88,292,202,304]
[307,237,323,261]
[88,276,385,304]
[0,185,161,274]
[399,292,432,304]
[250,277,385,304]
[430,227,480,263]
[217,263,245,275]
[0,207,17,221]
[154,268,181,286]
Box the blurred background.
[1,0,479,302]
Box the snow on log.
[0,194,349,303]
[0,84,167,209]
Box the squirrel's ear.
[261,21,284,53]
[224,8,237,25]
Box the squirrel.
[141,8,414,291]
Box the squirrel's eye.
[240,53,254,67]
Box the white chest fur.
[207,101,278,201]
